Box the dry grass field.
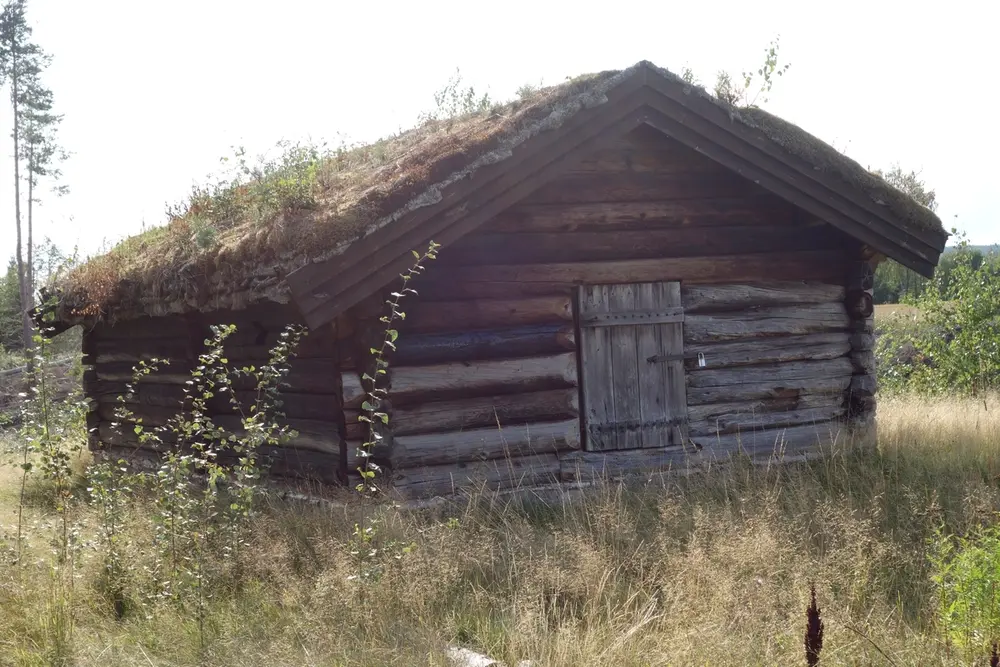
[874,303,923,320]
[1,395,999,665]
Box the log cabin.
[39,61,948,498]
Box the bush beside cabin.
[38,61,947,499]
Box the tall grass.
[1,395,999,665]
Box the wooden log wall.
[82,302,344,484]
[845,249,878,442]
[354,125,862,497]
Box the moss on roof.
[50,61,945,326]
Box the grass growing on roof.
[52,61,946,324]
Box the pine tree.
[0,0,55,354]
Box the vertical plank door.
[578,281,688,451]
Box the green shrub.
[930,523,1000,655]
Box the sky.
[0,0,995,265]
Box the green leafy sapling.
[356,241,440,495]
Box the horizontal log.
[489,196,802,233]
[689,403,847,437]
[90,329,335,364]
[406,276,572,302]
[430,251,849,287]
[681,282,846,313]
[391,324,576,366]
[562,420,849,482]
[390,388,580,436]
[689,421,847,458]
[91,316,194,341]
[686,393,845,424]
[93,364,340,393]
[98,388,341,422]
[402,296,572,334]
[94,442,340,485]
[684,303,850,343]
[686,375,852,406]
[391,453,560,499]
[342,371,365,409]
[687,358,855,389]
[560,447,692,481]
[569,147,721,174]
[388,352,578,405]
[96,414,341,454]
[392,418,580,468]
[522,170,765,204]
[439,225,847,266]
[686,333,851,370]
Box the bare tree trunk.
[10,43,31,357]
[26,143,33,307]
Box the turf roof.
[48,61,946,326]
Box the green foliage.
[347,242,438,585]
[871,166,941,304]
[420,68,494,122]
[172,142,327,236]
[910,252,1000,395]
[713,36,791,108]
[930,523,1000,656]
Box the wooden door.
[578,281,688,451]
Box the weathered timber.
[687,358,855,389]
[687,393,844,424]
[685,333,851,370]
[569,144,724,174]
[391,418,580,468]
[96,415,341,454]
[391,453,561,499]
[95,443,339,485]
[387,352,578,405]
[96,359,340,393]
[686,376,852,406]
[578,285,618,450]
[560,446,691,481]
[432,251,849,287]
[522,170,766,204]
[581,308,684,327]
[849,374,877,397]
[97,389,340,422]
[93,332,335,364]
[95,365,193,385]
[690,421,847,458]
[845,289,875,319]
[850,350,876,375]
[487,196,803,233]
[389,389,579,436]
[681,283,846,313]
[390,325,576,366]
[439,225,847,266]
[342,371,364,409]
[689,403,847,437]
[684,303,850,343]
[402,295,572,334]
[408,276,571,302]
[848,332,875,352]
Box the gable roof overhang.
[285,62,946,329]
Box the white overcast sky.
[0,0,995,264]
